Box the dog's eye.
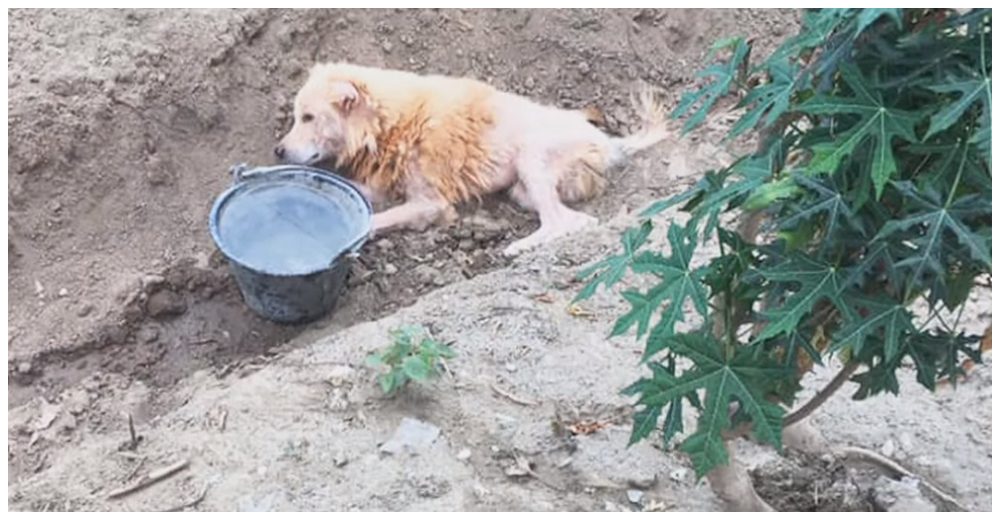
[301,113,314,123]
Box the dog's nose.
[274,145,285,159]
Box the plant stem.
[783,360,860,427]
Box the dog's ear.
[329,81,360,113]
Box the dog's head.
[275,64,376,166]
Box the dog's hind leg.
[503,148,598,256]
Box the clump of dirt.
[751,452,879,512]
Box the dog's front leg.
[370,198,454,236]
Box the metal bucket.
[209,164,372,324]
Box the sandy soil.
[7,8,992,512]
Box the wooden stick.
[490,383,539,406]
[107,459,190,499]
[834,446,967,511]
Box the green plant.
[366,325,456,395]
[576,7,991,493]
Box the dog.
[275,62,670,256]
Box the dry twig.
[107,459,190,500]
[490,383,539,406]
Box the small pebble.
[880,439,896,458]
[58,288,68,297]
[384,263,398,275]
[333,450,350,467]
[626,489,644,504]
[77,304,95,317]
[456,448,472,461]
[898,432,914,453]
[137,327,159,344]
[17,361,32,374]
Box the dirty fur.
[277,62,671,255]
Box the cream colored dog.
[276,62,669,256]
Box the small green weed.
[366,325,456,395]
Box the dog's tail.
[609,87,671,166]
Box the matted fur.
[315,63,501,203]
[277,62,671,255]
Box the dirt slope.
[7,8,991,512]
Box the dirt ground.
[6,9,993,512]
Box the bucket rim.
[208,164,373,278]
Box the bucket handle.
[229,163,258,184]
[331,235,366,267]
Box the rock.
[899,432,914,453]
[140,274,166,291]
[76,303,94,318]
[384,262,398,275]
[628,474,658,489]
[34,399,61,431]
[578,61,592,75]
[626,489,644,504]
[327,365,355,387]
[380,417,441,455]
[34,279,44,297]
[16,361,32,374]
[333,449,350,467]
[504,463,530,477]
[375,238,394,251]
[873,475,935,512]
[413,264,442,287]
[668,468,688,482]
[348,264,374,287]
[137,327,159,344]
[456,448,472,461]
[58,288,68,298]
[880,439,896,458]
[112,277,142,305]
[381,41,393,53]
[145,289,186,318]
[525,76,536,89]
[334,17,348,29]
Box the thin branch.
[834,446,968,511]
[784,361,860,427]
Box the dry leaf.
[532,293,555,304]
[981,325,991,353]
[567,420,610,436]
